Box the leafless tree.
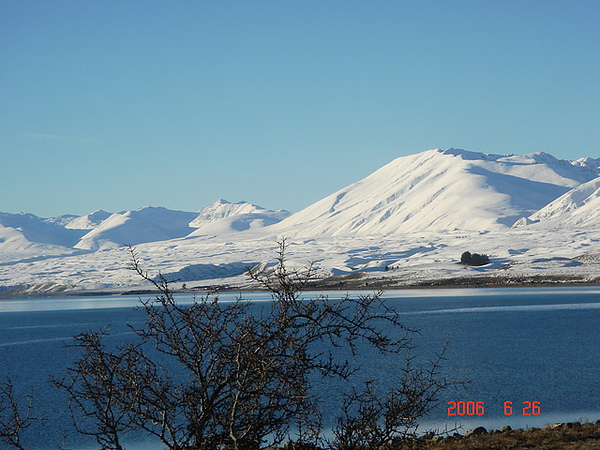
[55,240,457,450]
[53,329,163,450]
[331,342,461,449]
[0,379,43,450]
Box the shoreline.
[1,273,600,299]
[418,420,600,449]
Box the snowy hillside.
[188,200,290,236]
[524,177,600,226]
[0,212,87,250]
[74,207,200,250]
[190,199,274,225]
[63,210,112,230]
[0,201,289,255]
[271,148,600,237]
[571,156,600,171]
[73,202,290,250]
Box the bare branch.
[55,242,459,450]
[0,378,44,450]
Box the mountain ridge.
[269,148,600,236]
[524,177,600,226]
[0,201,291,254]
[1,148,599,254]
[2,147,600,296]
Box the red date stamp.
[448,401,541,416]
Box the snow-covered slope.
[188,200,290,236]
[63,210,112,230]
[0,201,289,257]
[571,156,600,171]
[0,212,86,264]
[524,177,600,226]
[272,148,600,237]
[73,202,289,250]
[190,200,271,226]
[0,225,75,263]
[75,207,199,250]
[0,212,87,248]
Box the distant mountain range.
[0,200,290,256]
[3,147,600,297]
[1,148,599,257]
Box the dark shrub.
[461,251,489,266]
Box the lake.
[1,287,599,449]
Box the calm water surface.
[0,287,599,448]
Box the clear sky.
[1,1,599,217]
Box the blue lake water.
[0,287,599,449]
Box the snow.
[1,148,600,296]
[527,177,600,226]
[0,212,87,250]
[64,210,112,230]
[268,148,599,236]
[74,206,199,250]
[188,200,290,236]
[190,199,286,225]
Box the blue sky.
[1,1,599,217]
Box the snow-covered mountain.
[0,201,289,254]
[0,212,87,249]
[571,156,600,171]
[63,210,112,230]
[74,207,200,250]
[270,148,600,237]
[188,200,290,236]
[522,177,600,226]
[73,202,290,250]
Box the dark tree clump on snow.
[460,251,490,266]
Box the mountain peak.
[190,200,288,229]
[212,199,234,206]
[74,207,198,250]
[438,148,512,162]
[273,148,600,236]
[572,156,600,171]
[525,151,561,164]
[525,177,600,226]
[63,210,112,230]
[187,200,290,237]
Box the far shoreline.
[2,273,600,300]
